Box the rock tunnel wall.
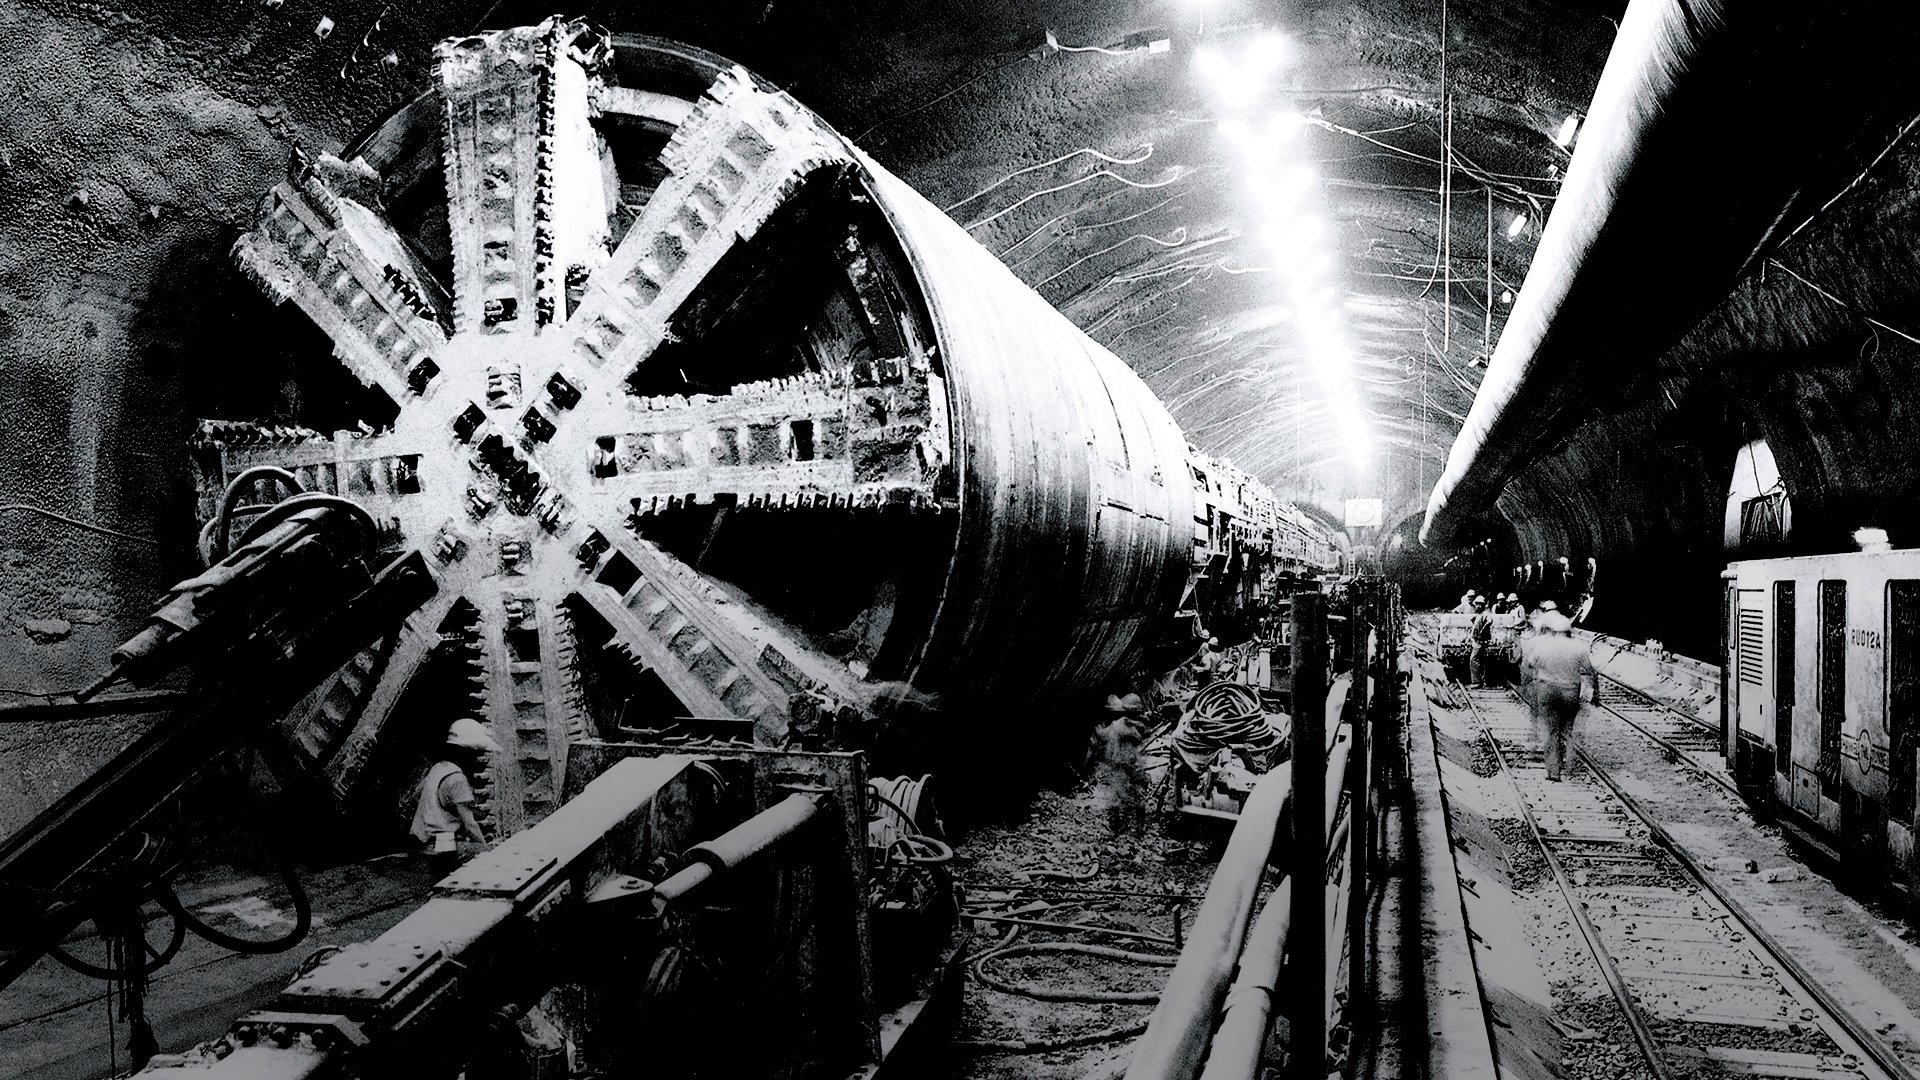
[1462,133,1920,663]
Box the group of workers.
[1452,589,1527,616]
[1452,589,1599,782]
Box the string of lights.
[1192,29,1376,468]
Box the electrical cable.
[0,505,157,546]
[155,744,313,957]
[1174,682,1284,771]
[853,52,1033,143]
[1035,228,1190,289]
[965,166,1189,232]
[47,914,184,980]
[946,144,1154,213]
[157,856,310,955]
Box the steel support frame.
[132,745,890,1079]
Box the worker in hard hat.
[1468,594,1494,687]
[1452,591,1477,614]
[1189,635,1226,687]
[413,718,499,872]
[1518,604,1600,781]
[1092,692,1154,838]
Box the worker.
[1190,636,1226,687]
[413,718,499,873]
[1519,604,1600,781]
[1092,693,1154,839]
[1468,595,1493,686]
[1452,590,1477,614]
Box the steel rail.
[1577,745,1919,1080]
[1596,671,1720,737]
[1590,674,1740,800]
[1458,683,1676,1080]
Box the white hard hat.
[1537,610,1574,633]
[1207,636,1221,647]
[1536,599,1558,612]
[446,718,502,754]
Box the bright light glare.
[1205,33,1372,468]
[1195,32,1293,110]
[1554,114,1579,148]
[1506,213,1528,238]
[1243,31,1291,69]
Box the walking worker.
[1519,605,1600,781]
[1468,594,1494,687]
[1092,693,1154,837]
[413,718,499,872]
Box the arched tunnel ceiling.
[0,0,1625,569]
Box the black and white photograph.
[5,2,1920,1078]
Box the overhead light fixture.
[1554,114,1580,148]
[1506,213,1528,239]
[1045,27,1174,56]
[1855,527,1891,552]
[1120,29,1174,54]
[1500,289,1514,305]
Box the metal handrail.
[1112,581,1403,1080]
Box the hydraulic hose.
[971,942,1175,1003]
[46,913,186,980]
[157,858,312,956]
[214,466,304,560]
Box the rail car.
[1723,550,1920,878]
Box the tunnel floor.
[1414,624,1920,1080]
[950,782,1227,1078]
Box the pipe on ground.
[1118,764,1293,1080]
[1195,879,1292,1080]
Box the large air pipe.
[1423,1,1920,546]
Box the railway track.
[1461,683,1915,1080]
[1590,674,1740,799]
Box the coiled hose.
[1174,682,1283,766]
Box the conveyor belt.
[1461,683,1914,1080]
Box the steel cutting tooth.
[564,65,849,379]
[437,19,609,336]
[570,529,798,742]
[195,428,443,547]
[457,577,596,831]
[319,589,464,800]
[578,365,948,511]
[277,639,392,767]
[232,155,449,401]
